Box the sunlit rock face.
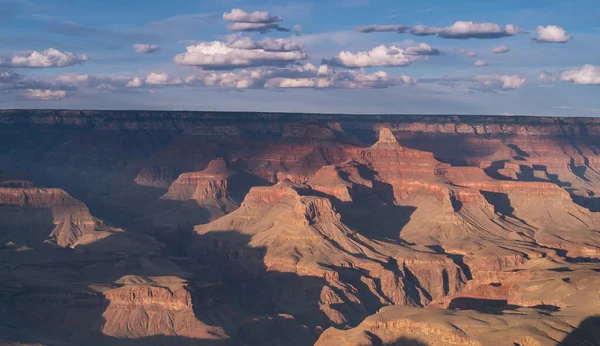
[0,110,599,346]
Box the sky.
[0,0,599,116]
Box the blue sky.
[0,0,598,115]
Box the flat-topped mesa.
[241,179,304,205]
[0,187,154,251]
[0,187,104,248]
[102,276,228,340]
[240,179,341,225]
[306,165,354,202]
[0,187,82,208]
[162,158,234,202]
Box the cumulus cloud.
[265,78,332,88]
[196,64,410,90]
[203,70,266,89]
[475,74,527,90]
[332,70,399,89]
[264,69,402,89]
[144,72,198,86]
[223,9,281,23]
[145,73,171,85]
[561,65,600,84]
[25,89,67,100]
[404,43,440,56]
[223,8,288,32]
[174,39,307,69]
[409,25,441,36]
[399,75,417,85]
[126,77,143,88]
[55,74,91,85]
[355,25,410,33]
[534,25,571,43]
[438,21,525,39]
[420,74,527,92]
[227,37,303,52]
[317,64,334,77]
[0,48,88,68]
[474,59,488,66]
[133,44,161,54]
[54,74,133,90]
[492,45,510,53]
[226,22,289,33]
[356,21,525,39]
[323,45,425,68]
[467,51,477,57]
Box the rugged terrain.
[0,110,599,345]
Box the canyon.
[0,110,599,345]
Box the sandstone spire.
[378,128,398,144]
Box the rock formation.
[0,110,599,346]
[162,158,238,215]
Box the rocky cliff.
[0,110,599,346]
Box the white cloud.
[404,43,440,56]
[317,64,334,77]
[0,48,88,68]
[534,25,571,43]
[145,73,170,85]
[492,45,510,53]
[174,39,307,69]
[25,89,67,100]
[293,24,302,33]
[409,25,441,36]
[223,9,281,23]
[438,21,524,39]
[196,64,407,90]
[475,74,527,90]
[144,72,198,85]
[399,75,416,84]
[222,9,288,32]
[355,21,525,39]
[266,78,332,88]
[203,70,265,89]
[133,44,161,54]
[227,37,303,52]
[56,74,90,85]
[333,70,398,89]
[474,59,488,66]
[561,65,600,84]
[226,22,289,32]
[420,74,527,91]
[126,77,143,88]
[467,51,477,57]
[355,25,410,33]
[54,74,132,90]
[323,45,423,68]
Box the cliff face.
[1,110,600,346]
[102,276,229,341]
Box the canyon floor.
[0,110,599,346]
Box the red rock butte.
[0,110,599,346]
